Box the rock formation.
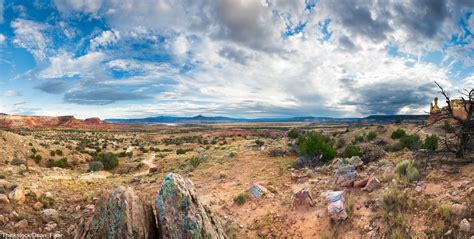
[155,173,227,239]
[74,186,158,239]
[428,97,468,124]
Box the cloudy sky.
[0,0,472,119]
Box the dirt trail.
[134,153,156,176]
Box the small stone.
[8,186,25,205]
[459,218,470,232]
[363,177,381,192]
[33,202,43,210]
[239,224,244,229]
[248,183,269,199]
[148,167,159,173]
[443,229,452,236]
[14,219,28,230]
[354,178,369,188]
[0,194,10,204]
[458,180,470,189]
[41,209,59,221]
[44,222,57,232]
[415,186,424,193]
[451,204,468,217]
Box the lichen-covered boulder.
[156,173,227,239]
[75,186,157,239]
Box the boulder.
[451,204,468,217]
[363,177,381,192]
[353,178,369,188]
[323,191,347,221]
[8,186,25,205]
[75,186,157,239]
[155,173,227,239]
[0,194,10,204]
[14,219,28,231]
[33,202,43,210]
[41,209,59,221]
[459,218,470,232]
[334,165,357,187]
[248,183,269,199]
[292,188,314,208]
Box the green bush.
[297,131,336,162]
[34,155,42,164]
[422,134,438,151]
[189,156,203,168]
[55,149,63,156]
[391,128,406,139]
[367,131,377,141]
[387,143,403,152]
[176,148,192,155]
[97,152,119,170]
[343,144,361,158]
[395,160,420,183]
[54,157,68,168]
[233,192,249,205]
[88,161,104,172]
[354,135,364,143]
[399,134,420,150]
[50,151,56,157]
[255,139,264,147]
[287,128,302,139]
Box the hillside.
[0,115,114,130]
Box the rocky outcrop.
[156,173,227,239]
[74,186,158,239]
[0,115,113,130]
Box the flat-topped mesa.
[84,117,104,125]
[0,114,113,130]
[428,97,468,124]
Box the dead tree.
[433,82,473,159]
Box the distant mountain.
[0,115,113,130]
[105,114,427,124]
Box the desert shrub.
[367,131,377,141]
[233,192,249,205]
[34,155,42,164]
[297,131,336,162]
[50,151,56,157]
[354,135,364,143]
[176,148,192,155]
[395,160,420,183]
[189,156,203,168]
[55,149,63,156]
[336,138,345,149]
[97,152,119,170]
[360,143,386,163]
[399,134,420,150]
[442,121,453,132]
[269,148,287,157]
[287,128,302,139]
[387,143,403,152]
[31,148,37,154]
[54,157,68,168]
[255,139,265,147]
[391,128,406,139]
[47,158,55,167]
[88,161,104,172]
[436,204,452,222]
[10,158,25,166]
[343,144,361,158]
[139,146,149,153]
[229,151,237,157]
[422,134,438,151]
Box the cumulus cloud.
[35,80,69,94]
[54,0,102,14]
[90,30,120,50]
[11,19,49,61]
[0,0,3,24]
[39,52,106,78]
[0,34,5,45]
[2,90,21,97]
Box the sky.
[0,0,473,119]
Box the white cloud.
[2,90,20,97]
[90,30,120,50]
[54,0,102,14]
[39,51,106,78]
[11,19,49,61]
[0,34,5,45]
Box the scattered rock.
[248,183,269,199]
[291,172,308,182]
[0,179,9,193]
[14,219,28,231]
[292,188,314,208]
[363,177,381,192]
[457,180,470,189]
[323,191,347,221]
[0,194,10,204]
[41,209,59,221]
[0,215,5,224]
[33,201,43,210]
[148,167,159,173]
[155,173,227,239]
[443,229,452,236]
[295,155,315,169]
[75,186,157,239]
[353,178,369,188]
[451,204,468,217]
[459,218,470,232]
[8,186,25,205]
[334,164,357,187]
[44,222,57,232]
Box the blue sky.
[0,0,472,119]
